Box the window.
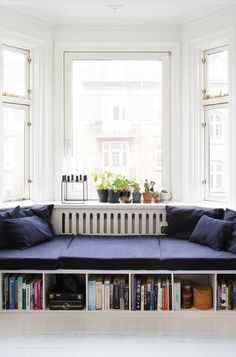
[1,45,31,201]
[65,52,170,197]
[202,46,229,202]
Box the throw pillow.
[189,215,234,251]
[223,208,236,253]
[3,215,54,249]
[166,206,224,238]
[0,206,20,248]
[21,204,54,233]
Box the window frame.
[1,44,32,201]
[64,51,171,191]
[201,45,229,202]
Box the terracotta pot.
[154,196,160,203]
[142,192,153,203]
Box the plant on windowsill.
[153,191,160,203]
[130,180,141,203]
[119,178,132,203]
[142,179,155,203]
[108,173,125,203]
[160,188,172,202]
[92,171,112,203]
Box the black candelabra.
[61,174,88,204]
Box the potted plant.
[108,173,124,203]
[119,177,132,203]
[160,189,172,202]
[131,180,141,203]
[142,179,155,203]
[92,171,112,202]
[153,191,160,203]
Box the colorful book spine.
[88,279,96,310]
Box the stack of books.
[131,275,172,311]
[3,274,43,310]
[217,276,236,310]
[88,275,129,310]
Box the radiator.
[52,206,167,235]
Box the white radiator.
[52,206,167,235]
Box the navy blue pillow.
[3,216,54,249]
[223,208,236,253]
[166,206,224,238]
[21,204,54,233]
[0,206,20,248]
[189,215,234,251]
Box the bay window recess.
[1,45,32,201]
[64,52,170,198]
[201,46,229,202]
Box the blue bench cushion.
[159,237,236,270]
[60,235,162,270]
[0,235,73,270]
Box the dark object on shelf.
[193,284,213,310]
[61,174,88,204]
[56,274,85,294]
[108,189,121,203]
[97,189,108,203]
[49,300,84,310]
[181,290,193,309]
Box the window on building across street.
[64,52,170,197]
[202,46,229,202]
[1,45,32,201]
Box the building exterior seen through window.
[66,55,168,196]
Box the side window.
[202,46,229,202]
[1,45,31,201]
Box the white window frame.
[64,51,170,189]
[201,45,229,202]
[0,44,32,201]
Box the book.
[120,276,126,310]
[157,276,162,311]
[141,284,145,311]
[113,276,120,309]
[88,276,96,311]
[104,275,111,310]
[96,276,103,310]
[17,275,24,310]
[9,275,17,310]
[136,277,142,310]
[3,274,9,310]
[124,282,129,310]
[174,279,181,311]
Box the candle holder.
[61,174,88,204]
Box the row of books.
[88,275,129,310]
[3,274,43,310]
[132,275,172,311]
[217,276,236,310]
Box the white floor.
[0,332,236,357]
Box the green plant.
[92,171,112,190]
[153,190,160,198]
[144,179,155,193]
[130,179,140,193]
[109,173,127,193]
[161,188,168,193]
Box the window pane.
[208,107,229,199]
[3,106,27,200]
[3,48,27,98]
[72,59,163,193]
[207,50,228,97]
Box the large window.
[64,52,170,196]
[202,46,229,202]
[1,45,31,201]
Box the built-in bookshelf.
[1,271,236,313]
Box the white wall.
[0,8,55,201]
